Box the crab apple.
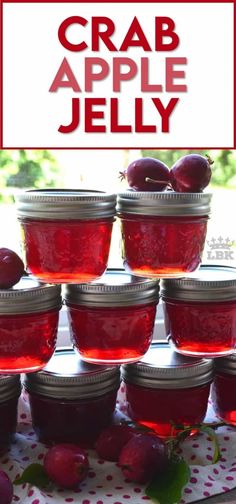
[170,154,212,192]
[119,433,168,484]
[120,157,170,191]
[44,443,89,489]
[95,424,139,461]
[0,248,25,289]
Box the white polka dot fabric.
[2,390,236,503]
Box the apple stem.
[119,171,126,181]
[145,177,172,189]
[206,154,214,166]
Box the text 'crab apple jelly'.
[0,374,21,453]
[161,265,236,357]
[65,269,159,364]
[24,348,120,446]
[117,191,212,278]
[0,276,61,373]
[122,343,213,437]
[211,355,236,425]
[15,189,116,284]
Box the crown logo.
[207,237,234,250]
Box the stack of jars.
[0,189,235,448]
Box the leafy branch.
[145,420,225,504]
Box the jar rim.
[0,375,21,402]
[117,191,212,216]
[122,342,213,389]
[24,347,120,399]
[161,265,236,302]
[65,269,159,307]
[0,276,62,314]
[214,354,236,375]
[15,189,117,220]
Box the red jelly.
[24,348,120,446]
[0,276,61,373]
[0,374,21,453]
[122,343,213,437]
[211,355,236,425]
[65,270,159,364]
[16,189,116,284]
[161,265,236,357]
[117,191,211,278]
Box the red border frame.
[0,0,235,150]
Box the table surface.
[195,490,236,503]
[4,393,236,504]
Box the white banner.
[2,2,234,148]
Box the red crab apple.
[0,470,13,504]
[170,154,213,192]
[95,424,139,461]
[43,443,89,489]
[120,157,170,191]
[118,433,168,484]
[0,248,25,289]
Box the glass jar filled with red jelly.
[24,347,120,446]
[0,276,61,373]
[211,355,236,425]
[161,265,236,357]
[16,189,116,284]
[122,343,213,437]
[65,269,159,364]
[0,374,21,453]
[117,191,212,278]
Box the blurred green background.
[0,149,236,203]
[0,149,235,267]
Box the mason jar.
[161,265,236,357]
[117,191,212,278]
[122,343,213,437]
[24,348,120,446]
[0,374,21,453]
[64,269,159,364]
[0,276,61,373]
[211,354,236,424]
[15,189,116,284]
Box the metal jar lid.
[117,191,212,217]
[161,265,236,302]
[0,276,62,314]
[24,347,120,400]
[15,189,117,220]
[214,354,236,376]
[0,375,21,403]
[122,343,213,389]
[64,269,159,307]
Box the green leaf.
[14,463,51,488]
[146,458,190,504]
[198,426,221,463]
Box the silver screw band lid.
[24,347,120,400]
[0,375,21,403]
[161,265,236,302]
[122,343,213,389]
[15,189,117,220]
[214,354,236,375]
[65,269,159,307]
[0,276,62,314]
[117,191,212,217]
